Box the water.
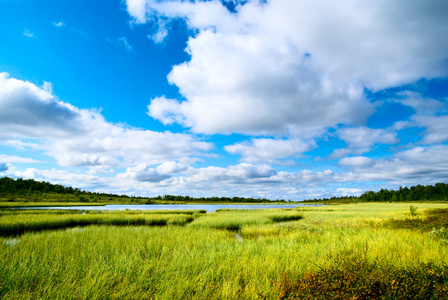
[16,203,320,213]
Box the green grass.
[1,203,448,299]
[0,201,106,208]
[0,210,205,236]
[188,209,303,230]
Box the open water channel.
[17,204,321,213]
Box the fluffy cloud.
[331,126,399,158]
[339,156,374,168]
[413,115,448,144]
[392,92,448,144]
[225,138,314,164]
[0,73,82,139]
[117,164,171,183]
[339,145,448,185]
[10,144,448,200]
[130,0,448,135]
[0,73,212,170]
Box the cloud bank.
[127,0,448,136]
[0,72,211,172]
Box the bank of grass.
[1,203,448,299]
[188,209,303,230]
[0,210,206,236]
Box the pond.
[16,204,321,213]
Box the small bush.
[276,257,448,299]
[410,205,418,217]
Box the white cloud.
[148,18,169,43]
[156,161,188,174]
[339,156,374,168]
[225,138,314,164]
[416,115,448,144]
[9,145,448,200]
[117,164,171,183]
[335,188,363,197]
[126,0,148,24]
[0,155,42,164]
[393,92,448,144]
[340,145,448,185]
[0,72,82,139]
[149,28,168,43]
[0,73,212,171]
[130,0,448,136]
[331,126,399,158]
[53,21,66,27]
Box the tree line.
[359,183,448,202]
[0,177,287,203]
[302,183,448,202]
[0,177,130,198]
[1,177,447,203]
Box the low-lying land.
[1,203,448,299]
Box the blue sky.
[1,0,447,200]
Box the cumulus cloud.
[225,138,314,164]
[130,0,448,135]
[0,72,83,138]
[340,145,448,185]
[331,126,399,158]
[0,73,212,171]
[10,145,448,200]
[339,156,374,168]
[117,164,171,183]
[393,92,448,144]
[156,161,189,174]
[177,163,278,185]
[335,188,363,197]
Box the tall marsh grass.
[188,209,303,230]
[0,210,203,236]
[1,203,448,299]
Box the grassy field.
[1,203,448,299]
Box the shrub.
[275,253,448,299]
[410,205,418,217]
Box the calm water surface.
[17,204,321,213]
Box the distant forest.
[302,183,448,202]
[0,177,280,203]
[1,177,447,203]
[358,183,448,202]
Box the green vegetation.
[1,203,448,299]
[2,177,448,205]
[0,177,289,205]
[359,183,448,202]
[302,182,448,203]
[0,209,205,236]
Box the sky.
[0,0,448,201]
